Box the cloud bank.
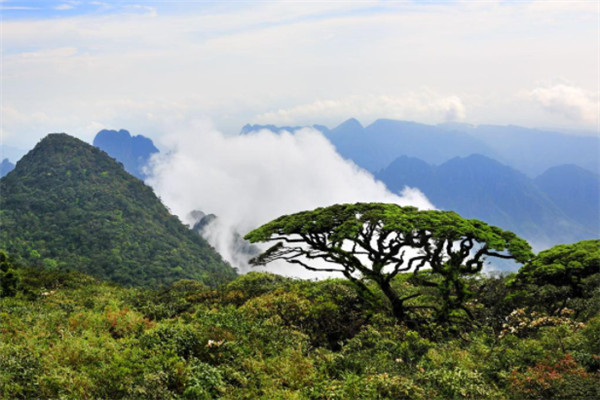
[147,121,433,276]
[528,84,599,126]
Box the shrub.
[509,353,600,399]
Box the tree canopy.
[516,239,599,289]
[245,203,533,324]
[513,239,600,313]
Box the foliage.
[1,263,599,399]
[499,307,585,339]
[0,133,236,287]
[0,251,19,297]
[245,202,533,324]
[508,354,600,399]
[511,240,600,317]
[516,240,599,288]
[0,184,598,400]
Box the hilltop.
[0,133,236,287]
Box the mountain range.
[242,119,599,177]
[376,154,598,247]
[442,124,600,177]
[0,133,236,287]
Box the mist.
[147,120,433,277]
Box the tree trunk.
[379,279,405,321]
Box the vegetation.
[1,242,598,399]
[512,239,600,318]
[245,203,532,326]
[0,134,236,287]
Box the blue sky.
[1,0,598,148]
[2,1,230,19]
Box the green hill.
[0,133,236,287]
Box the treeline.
[1,242,598,399]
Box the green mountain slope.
[0,133,236,287]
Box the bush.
[509,354,600,399]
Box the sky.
[1,0,598,150]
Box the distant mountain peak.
[537,163,599,178]
[93,129,159,180]
[96,128,132,140]
[336,118,363,130]
[0,158,15,178]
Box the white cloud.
[17,47,78,59]
[254,92,466,127]
[54,1,81,11]
[528,84,598,125]
[1,6,40,10]
[55,4,74,11]
[127,5,157,17]
[147,121,433,275]
[526,0,597,15]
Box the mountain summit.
[0,133,236,287]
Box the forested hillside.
[0,134,235,287]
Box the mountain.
[0,158,14,177]
[376,154,597,246]
[262,118,597,176]
[325,118,366,167]
[438,124,600,176]
[534,164,600,233]
[93,129,159,180]
[0,133,236,287]
[324,119,496,172]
